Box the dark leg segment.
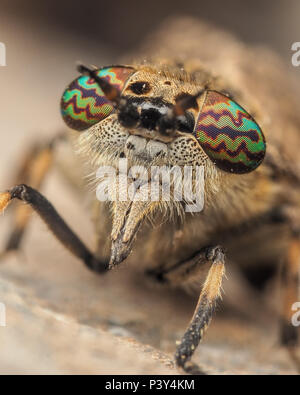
[280,237,300,371]
[170,246,226,374]
[175,247,225,373]
[0,184,108,273]
[147,246,225,373]
[3,137,63,252]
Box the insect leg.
[0,184,109,273]
[280,236,300,370]
[156,245,225,374]
[2,135,63,254]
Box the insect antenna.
[173,90,203,116]
[77,63,120,105]
[158,90,203,136]
[77,63,140,128]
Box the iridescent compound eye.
[61,66,135,131]
[194,91,266,174]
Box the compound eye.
[61,66,135,131]
[194,91,266,174]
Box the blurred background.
[2,0,300,57]
[0,0,299,374]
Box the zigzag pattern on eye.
[71,84,108,107]
[201,140,265,161]
[101,71,123,85]
[195,91,266,173]
[64,98,111,122]
[200,108,254,128]
[61,66,135,131]
[61,76,114,129]
[64,80,110,116]
[199,122,261,143]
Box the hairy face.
[78,66,209,170]
[70,63,265,267]
[74,66,214,266]
[74,63,265,174]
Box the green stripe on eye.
[195,91,266,174]
[61,66,135,131]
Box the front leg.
[2,135,64,254]
[150,246,225,374]
[280,236,300,371]
[0,184,109,273]
[175,246,225,373]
